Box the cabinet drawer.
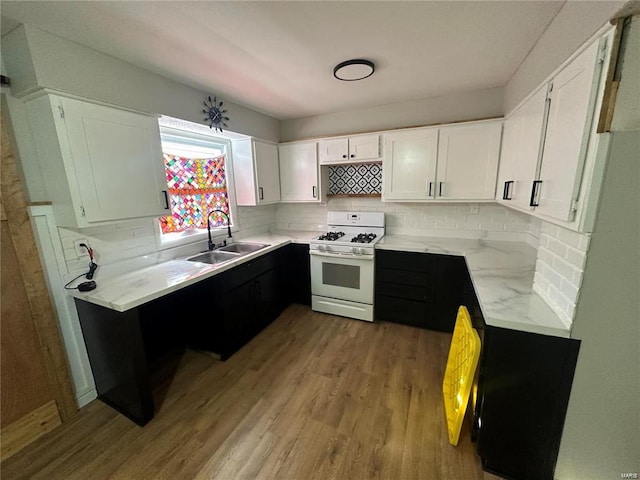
[375,294,430,327]
[376,250,435,272]
[376,281,427,301]
[377,268,431,288]
[218,250,279,291]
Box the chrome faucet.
[207,209,232,250]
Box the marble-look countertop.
[70,232,318,312]
[377,235,570,338]
[72,229,568,338]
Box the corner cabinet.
[232,138,281,205]
[318,133,381,164]
[474,325,580,480]
[497,35,609,226]
[278,141,323,202]
[26,94,170,228]
[496,86,547,211]
[382,120,502,202]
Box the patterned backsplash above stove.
[328,163,382,195]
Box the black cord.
[65,243,99,289]
[64,272,89,290]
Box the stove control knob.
[352,247,359,255]
[318,245,326,252]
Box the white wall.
[504,1,627,113]
[554,15,640,480]
[280,87,503,142]
[2,24,279,141]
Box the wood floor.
[2,305,501,480]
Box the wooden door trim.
[1,107,77,421]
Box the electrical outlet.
[74,239,89,258]
[469,204,479,214]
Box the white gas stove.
[310,212,385,322]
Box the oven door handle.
[309,250,373,260]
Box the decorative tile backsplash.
[328,163,382,195]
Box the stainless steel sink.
[187,250,240,265]
[217,242,270,254]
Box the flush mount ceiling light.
[333,59,375,81]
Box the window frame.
[154,125,239,250]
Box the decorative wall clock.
[202,95,229,133]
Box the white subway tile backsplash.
[546,237,568,258]
[276,200,532,240]
[533,220,591,328]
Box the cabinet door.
[348,134,380,162]
[433,255,469,333]
[318,137,349,164]
[536,40,601,222]
[255,267,282,329]
[497,86,547,210]
[382,128,438,201]
[58,97,169,223]
[437,122,502,200]
[254,140,281,204]
[279,142,319,202]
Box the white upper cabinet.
[436,122,502,200]
[497,86,548,210]
[232,138,280,206]
[382,128,438,200]
[535,40,601,222]
[26,94,169,228]
[382,121,502,202]
[318,134,381,164]
[278,141,321,202]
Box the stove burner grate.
[318,231,345,241]
[351,233,377,243]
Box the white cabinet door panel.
[349,134,380,162]
[254,141,280,204]
[497,86,547,210]
[536,40,600,222]
[279,142,318,202]
[318,138,348,164]
[382,129,438,200]
[60,97,168,223]
[437,122,502,200]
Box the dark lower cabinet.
[375,250,470,332]
[474,325,580,480]
[187,247,288,360]
[76,245,292,425]
[286,243,311,305]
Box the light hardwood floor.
[1,304,501,479]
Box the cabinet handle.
[428,182,433,197]
[162,190,169,209]
[312,186,317,198]
[342,154,347,159]
[503,181,514,201]
[259,187,264,200]
[529,180,542,207]
[350,154,355,158]
[439,182,444,197]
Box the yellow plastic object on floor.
[442,305,481,446]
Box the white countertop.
[377,235,570,338]
[70,232,315,312]
[72,229,569,338]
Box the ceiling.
[1,1,569,120]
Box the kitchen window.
[157,123,236,245]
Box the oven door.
[310,250,374,304]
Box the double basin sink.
[187,242,270,267]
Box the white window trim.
[154,126,239,250]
